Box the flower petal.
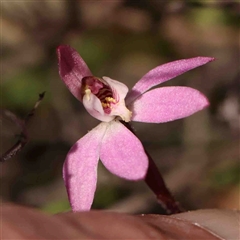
[63,122,108,211]
[126,57,214,104]
[129,87,209,123]
[100,121,148,180]
[57,45,92,101]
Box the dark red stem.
[122,121,183,214]
[145,151,183,214]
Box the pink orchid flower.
[57,45,214,211]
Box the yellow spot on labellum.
[101,102,110,108]
[105,97,116,103]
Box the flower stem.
[122,121,183,214]
[144,150,183,214]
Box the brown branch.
[0,92,45,162]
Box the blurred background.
[1,0,239,214]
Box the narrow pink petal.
[63,122,108,211]
[126,57,214,104]
[129,87,209,123]
[57,45,92,101]
[100,121,148,180]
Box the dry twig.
[0,92,45,162]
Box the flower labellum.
[81,76,132,122]
[57,45,214,211]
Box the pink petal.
[126,57,214,104]
[129,87,209,123]
[100,121,148,180]
[63,122,108,211]
[57,45,92,101]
